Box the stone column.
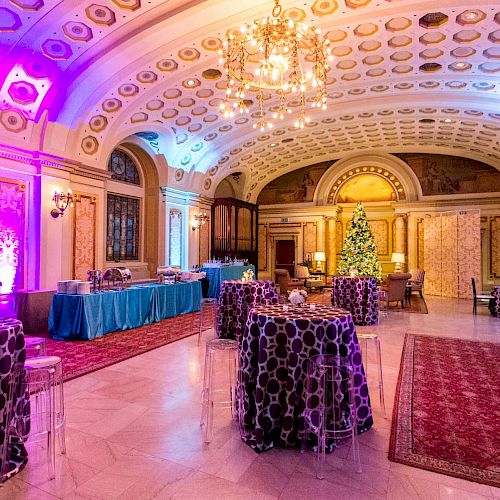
[394,213,408,270]
[325,207,341,276]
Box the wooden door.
[276,240,296,277]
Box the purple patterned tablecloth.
[239,304,373,452]
[217,280,278,339]
[331,276,379,325]
[0,318,28,481]
[489,286,500,317]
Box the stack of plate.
[66,280,81,294]
[56,281,70,294]
[76,281,91,295]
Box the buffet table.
[48,281,202,340]
[0,318,28,481]
[200,265,256,298]
[331,276,379,325]
[216,280,278,339]
[239,304,373,452]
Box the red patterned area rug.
[38,308,211,382]
[389,334,500,488]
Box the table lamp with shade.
[391,252,405,272]
[313,251,326,272]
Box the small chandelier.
[218,0,332,131]
[51,189,74,218]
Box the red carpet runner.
[42,308,213,382]
[389,334,500,488]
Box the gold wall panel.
[490,216,500,278]
[441,213,458,298]
[302,222,317,260]
[367,220,389,256]
[73,193,97,280]
[458,212,480,299]
[258,224,268,271]
[424,216,442,296]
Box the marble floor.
[3,297,500,500]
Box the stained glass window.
[169,208,183,267]
[106,194,140,261]
[108,149,140,185]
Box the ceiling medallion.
[218,0,332,131]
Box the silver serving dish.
[102,267,132,289]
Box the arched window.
[108,149,140,185]
[106,148,142,262]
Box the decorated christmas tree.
[337,203,382,280]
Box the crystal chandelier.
[218,0,332,131]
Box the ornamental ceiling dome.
[0,0,499,197]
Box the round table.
[239,303,373,452]
[0,318,28,481]
[331,276,379,325]
[216,280,278,339]
[489,286,500,317]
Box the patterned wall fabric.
[441,213,458,298]
[258,224,267,271]
[0,179,25,293]
[490,217,500,278]
[367,220,389,256]
[423,212,480,298]
[199,219,210,265]
[424,217,442,296]
[458,212,481,299]
[73,194,96,280]
[168,208,182,267]
[417,218,425,270]
[302,222,317,261]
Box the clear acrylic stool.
[198,298,218,345]
[377,288,388,322]
[25,337,47,358]
[302,354,362,479]
[356,332,386,418]
[19,356,66,480]
[321,286,333,304]
[200,338,239,443]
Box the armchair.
[295,265,323,292]
[380,272,412,308]
[274,269,305,296]
[408,268,425,299]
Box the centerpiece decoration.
[242,268,254,283]
[337,202,382,280]
[218,0,333,131]
[288,288,307,307]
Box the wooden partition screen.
[211,198,258,268]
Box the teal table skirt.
[48,281,202,340]
[200,265,256,298]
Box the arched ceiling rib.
[0,0,499,196]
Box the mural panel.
[396,153,500,196]
[0,178,25,293]
[257,161,331,205]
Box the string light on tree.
[337,203,382,281]
[218,0,333,132]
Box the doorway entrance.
[276,240,296,277]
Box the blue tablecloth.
[200,265,256,298]
[48,281,202,340]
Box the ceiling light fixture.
[218,0,333,131]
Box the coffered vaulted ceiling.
[0,0,499,199]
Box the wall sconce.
[192,212,209,231]
[51,189,74,218]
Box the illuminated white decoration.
[0,227,19,294]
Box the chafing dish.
[102,267,132,289]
